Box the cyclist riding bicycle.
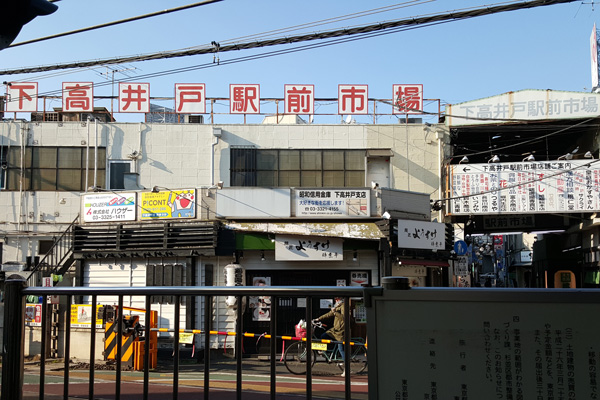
[313,297,346,376]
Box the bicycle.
[283,320,367,375]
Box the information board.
[449,160,600,215]
[294,189,370,217]
[367,288,600,399]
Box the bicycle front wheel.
[337,345,368,374]
[284,341,316,375]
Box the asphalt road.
[7,354,368,400]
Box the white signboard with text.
[449,160,600,215]
[446,90,600,126]
[82,193,137,222]
[275,234,343,261]
[397,220,445,250]
[295,189,370,217]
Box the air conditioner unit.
[186,115,204,124]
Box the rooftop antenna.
[100,65,138,118]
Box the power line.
[9,0,224,48]
[0,0,578,75]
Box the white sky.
[1,0,598,123]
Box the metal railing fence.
[1,276,381,400]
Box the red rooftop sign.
[4,82,424,115]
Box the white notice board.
[366,288,600,399]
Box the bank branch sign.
[295,189,370,217]
[449,160,600,215]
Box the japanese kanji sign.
[446,90,600,126]
[295,189,370,217]
[62,82,93,112]
[393,84,423,114]
[230,84,260,114]
[397,219,445,250]
[449,160,600,215]
[275,234,343,261]
[175,83,206,114]
[284,84,314,114]
[6,82,38,112]
[82,193,136,222]
[338,84,368,115]
[119,82,150,113]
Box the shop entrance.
[243,269,367,355]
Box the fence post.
[1,275,27,400]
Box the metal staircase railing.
[27,214,79,282]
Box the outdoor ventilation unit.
[186,115,204,124]
[397,117,423,124]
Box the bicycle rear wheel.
[337,345,368,374]
[284,341,316,375]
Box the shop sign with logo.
[397,220,445,250]
[82,193,136,222]
[275,234,343,261]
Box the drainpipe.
[211,127,222,186]
[85,119,90,192]
[94,119,98,188]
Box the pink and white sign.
[118,82,150,113]
[338,84,368,115]
[6,82,38,112]
[393,84,423,114]
[175,83,206,114]
[284,84,314,114]
[230,84,260,114]
[62,82,93,112]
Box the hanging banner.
[140,189,196,220]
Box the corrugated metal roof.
[224,222,384,240]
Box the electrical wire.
[9,0,224,48]
[0,0,577,75]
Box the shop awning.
[224,221,385,240]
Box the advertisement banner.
[82,193,136,222]
[275,234,343,261]
[140,189,196,220]
[70,304,104,328]
[25,304,42,326]
[249,277,271,321]
[295,189,370,217]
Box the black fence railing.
[1,277,381,400]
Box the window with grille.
[3,146,106,191]
[231,148,365,187]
